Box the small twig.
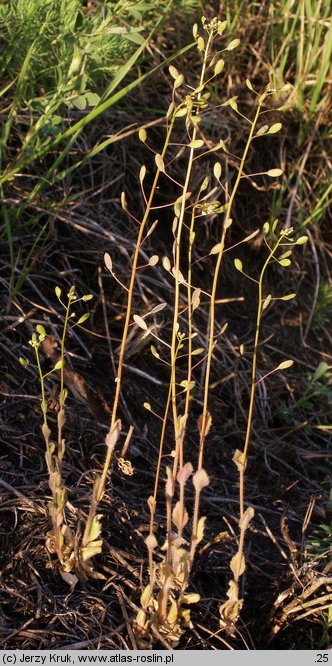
[123,363,164,385]
[117,591,137,650]
[151,625,173,650]
[60,624,126,650]
[0,618,35,647]
[0,477,42,511]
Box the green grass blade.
[309,17,332,114]
[0,40,194,187]
[1,195,14,296]
[0,39,36,153]
[0,77,17,99]
[12,219,48,297]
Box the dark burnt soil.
[1,188,331,648]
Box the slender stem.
[98,116,177,500]
[166,487,173,565]
[149,379,173,534]
[170,31,213,478]
[57,295,72,463]
[177,207,196,536]
[60,296,73,403]
[35,346,47,427]
[189,487,201,562]
[199,99,263,471]
[35,342,65,563]
[239,235,283,518]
